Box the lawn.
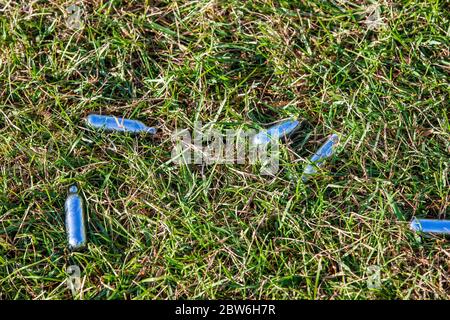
[0,0,449,299]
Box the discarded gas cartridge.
[302,133,339,182]
[65,184,86,250]
[85,114,157,134]
[252,118,300,145]
[410,218,450,235]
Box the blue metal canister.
[302,133,339,182]
[410,218,450,235]
[85,114,157,134]
[65,185,86,250]
[252,118,300,145]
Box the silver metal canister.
[65,184,86,250]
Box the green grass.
[0,0,449,299]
